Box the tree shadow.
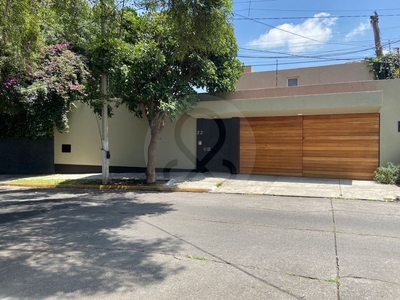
[0,188,183,299]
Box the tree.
[104,10,243,183]
[1,0,243,183]
[0,0,44,70]
[0,0,91,139]
[0,43,89,138]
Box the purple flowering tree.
[0,43,89,138]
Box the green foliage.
[0,1,94,139]
[0,0,243,182]
[0,0,44,67]
[0,43,89,138]
[41,0,92,52]
[187,255,208,261]
[374,162,400,184]
[100,10,243,123]
[366,52,399,80]
[78,2,243,183]
[154,0,234,55]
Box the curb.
[0,182,209,193]
[211,190,398,202]
[1,183,397,202]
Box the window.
[287,77,299,87]
[62,144,71,153]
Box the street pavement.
[0,187,399,299]
[1,172,399,201]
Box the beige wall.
[376,79,400,166]
[54,103,197,170]
[236,62,373,90]
[55,103,101,166]
[194,81,383,119]
[191,91,382,119]
[55,79,400,171]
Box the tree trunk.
[145,112,167,184]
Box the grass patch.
[383,197,394,202]
[216,181,224,188]
[187,255,207,261]
[325,278,340,284]
[7,178,168,186]
[285,272,295,277]
[7,178,78,185]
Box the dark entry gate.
[196,118,239,174]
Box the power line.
[235,11,400,50]
[234,14,400,20]
[239,47,375,58]
[234,0,277,3]
[243,59,363,67]
[232,6,400,13]
[238,49,361,61]
[238,54,358,61]
[234,13,365,47]
[244,37,400,55]
[239,39,400,58]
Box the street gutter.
[0,182,209,193]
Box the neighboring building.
[236,61,374,89]
[54,61,400,180]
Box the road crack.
[330,199,341,300]
[341,275,400,286]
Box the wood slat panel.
[303,150,379,158]
[303,170,374,180]
[240,113,379,180]
[240,116,303,176]
[302,113,379,180]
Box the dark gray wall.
[0,138,54,174]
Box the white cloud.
[248,13,338,53]
[345,22,371,41]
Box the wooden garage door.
[303,113,379,180]
[240,113,379,180]
[240,116,303,176]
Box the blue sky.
[232,0,400,71]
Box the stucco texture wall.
[195,80,400,168]
[55,79,400,172]
[237,62,373,90]
[377,79,400,166]
[54,103,197,170]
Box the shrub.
[0,43,89,139]
[374,162,400,184]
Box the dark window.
[62,144,71,153]
[287,78,299,87]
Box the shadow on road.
[0,188,181,299]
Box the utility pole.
[100,1,109,184]
[101,74,109,184]
[370,11,383,57]
[397,48,400,79]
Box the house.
[54,61,400,180]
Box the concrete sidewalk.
[176,172,400,201]
[1,172,399,202]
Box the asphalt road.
[0,187,399,300]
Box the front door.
[196,118,239,174]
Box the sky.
[232,0,400,71]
